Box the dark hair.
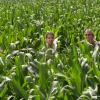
[45,31,54,39]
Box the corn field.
[0,0,100,100]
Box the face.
[85,31,94,43]
[46,34,54,46]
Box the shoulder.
[81,40,85,44]
[97,41,100,44]
[96,41,100,46]
[93,40,100,46]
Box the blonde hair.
[45,31,54,39]
[85,29,94,36]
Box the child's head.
[45,31,54,47]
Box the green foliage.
[0,0,100,99]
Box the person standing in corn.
[85,29,99,45]
[84,29,100,62]
[81,29,100,50]
[41,31,57,61]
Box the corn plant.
[0,0,100,99]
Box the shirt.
[41,43,56,61]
